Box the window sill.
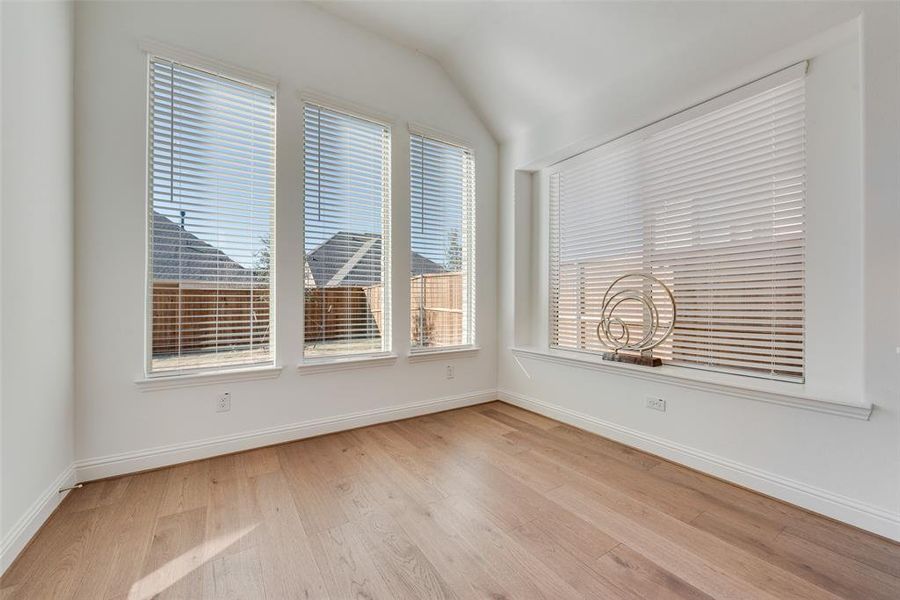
[297,352,398,375]
[135,365,283,392]
[509,347,872,420]
[408,346,481,363]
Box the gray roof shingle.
[306,232,445,287]
[151,211,253,284]
[151,215,443,288]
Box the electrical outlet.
[645,397,666,412]
[217,392,232,413]
[445,365,455,379]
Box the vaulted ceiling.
[315,1,862,142]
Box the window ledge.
[297,353,398,375]
[509,347,872,420]
[136,365,283,392]
[408,346,481,363]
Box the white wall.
[1,0,76,572]
[498,5,900,540]
[73,1,497,478]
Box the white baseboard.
[1,464,76,575]
[75,390,497,482]
[498,388,900,542]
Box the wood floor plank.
[349,426,450,503]
[158,460,210,517]
[276,441,349,534]
[694,510,900,600]
[649,460,804,528]
[505,428,706,522]
[132,506,207,600]
[784,514,900,578]
[311,522,396,600]
[391,500,513,600]
[70,469,171,600]
[506,519,642,600]
[547,484,786,600]
[433,494,586,599]
[4,507,99,600]
[547,422,662,470]
[523,510,620,566]
[4,401,898,600]
[480,400,561,430]
[247,471,328,599]
[350,508,457,600]
[594,544,717,600]
[199,470,266,599]
[549,483,848,600]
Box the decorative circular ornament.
[596,273,676,353]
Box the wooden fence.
[304,287,380,342]
[366,272,463,348]
[152,283,270,356]
[152,272,463,356]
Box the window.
[549,66,806,381]
[147,57,276,374]
[303,103,391,358]
[409,133,476,350]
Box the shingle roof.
[151,211,252,284]
[306,232,445,287]
[151,216,443,288]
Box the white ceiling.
[314,1,862,141]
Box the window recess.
[303,103,392,358]
[147,56,276,375]
[549,64,806,382]
[409,132,476,351]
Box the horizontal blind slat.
[410,134,476,350]
[550,72,806,381]
[149,57,276,374]
[303,104,391,358]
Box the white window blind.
[148,57,276,374]
[303,103,391,357]
[549,66,806,381]
[410,133,476,350]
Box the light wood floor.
[3,402,899,599]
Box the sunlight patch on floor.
[127,525,257,600]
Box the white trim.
[297,352,398,374]
[298,89,397,128]
[511,347,872,420]
[74,390,496,482]
[135,365,283,392]
[1,465,76,575]
[497,389,900,542]
[139,39,279,90]
[407,121,474,153]
[143,49,279,379]
[408,346,480,363]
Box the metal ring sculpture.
[596,273,676,354]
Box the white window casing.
[409,132,476,351]
[147,56,276,375]
[302,103,392,359]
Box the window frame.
[299,92,395,363]
[407,124,477,355]
[544,62,808,383]
[142,45,279,378]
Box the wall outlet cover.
[646,397,666,412]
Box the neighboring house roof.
[151,211,253,284]
[151,216,443,288]
[306,232,445,287]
